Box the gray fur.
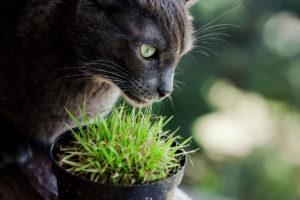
[0,0,195,163]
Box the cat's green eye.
[141,44,156,58]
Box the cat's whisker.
[58,78,94,86]
[173,83,184,93]
[198,38,230,44]
[129,83,139,92]
[85,64,131,78]
[82,81,124,88]
[96,77,128,84]
[174,72,185,76]
[51,74,115,87]
[58,61,131,79]
[74,69,129,84]
[190,50,210,57]
[194,46,219,56]
[65,66,129,80]
[168,96,176,112]
[198,42,212,45]
[195,27,230,36]
[195,5,241,33]
[84,84,132,92]
[56,74,93,81]
[130,79,149,92]
[59,76,130,92]
[168,95,174,105]
[174,83,184,93]
[186,53,197,63]
[92,60,131,74]
[130,84,145,95]
[171,91,179,97]
[157,99,163,113]
[195,33,232,40]
[194,24,240,36]
[83,63,131,78]
[164,97,168,106]
[174,80,187,86]
[85,68,129,80]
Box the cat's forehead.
[132,0,193,54]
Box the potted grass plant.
[50,100,197,200]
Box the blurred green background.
[153,0,300,199]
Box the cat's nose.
[157,86,173,98]
[157,69,174,98]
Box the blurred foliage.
[152,0,300,199]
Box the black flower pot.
[50,126,187,200]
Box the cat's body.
[0,0,196,164]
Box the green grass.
[57,99,197,185]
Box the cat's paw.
[0,139,33,165]
[0,130,53,167]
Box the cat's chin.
[121,92,153,107]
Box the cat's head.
[76,0,197,106]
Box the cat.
[0,0,197,165]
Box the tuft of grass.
[57,99,197,185]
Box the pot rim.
[50,125,187,188]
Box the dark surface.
[51,127,186,200]
[0,153,58,200]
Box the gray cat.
[0,0,197,165]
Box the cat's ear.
[184,0,199,7]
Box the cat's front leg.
[0,114,33,166]
[0,114,51,167]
